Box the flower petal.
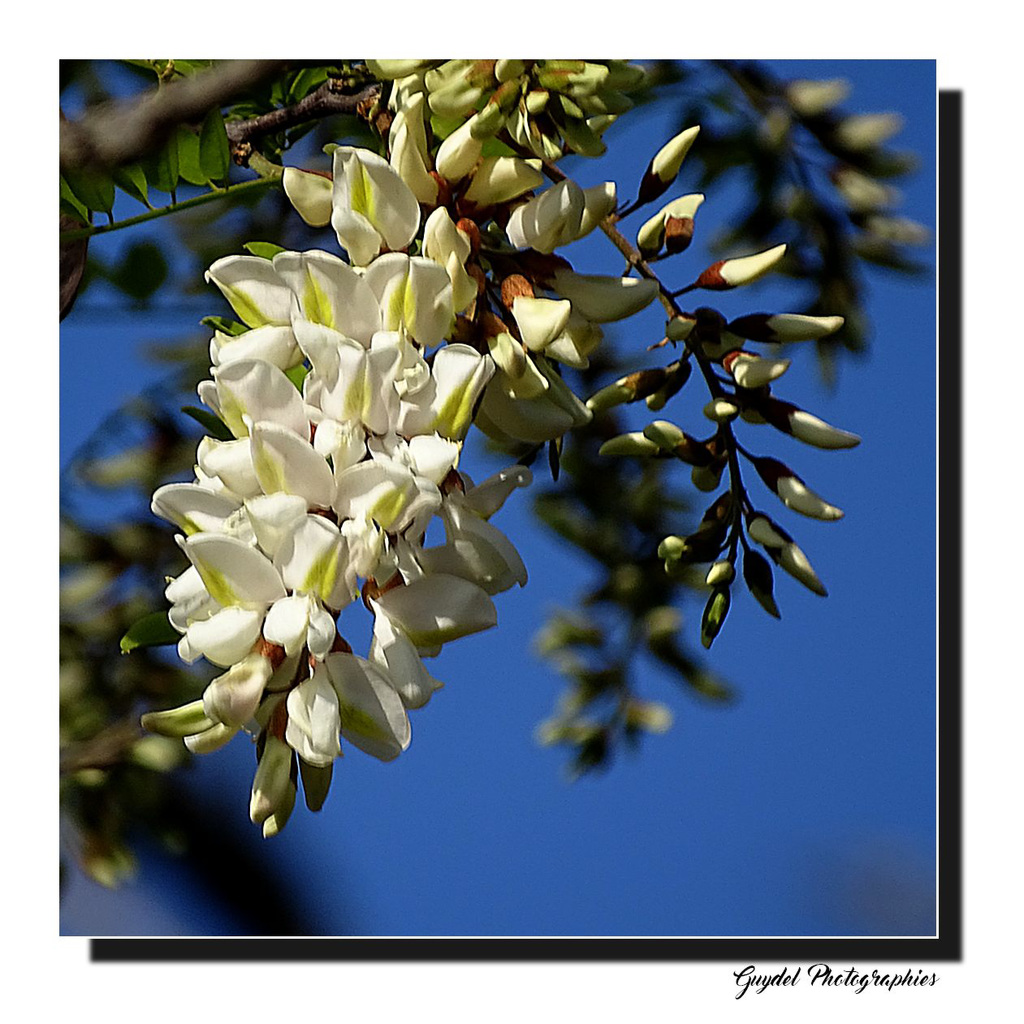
[373,574,497,648]
[206,255,292,328]
[250,421,336,508]
[273,250,380,343]
[326,652,411,761]
[184,606,264,668]
[184,533,286,607]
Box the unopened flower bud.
[140,699,215,739]
[742,549,781,619]
[691,462,725,492]
[599,432,662,457]
[643,419,686,451]
[637,211,667,257]
[262,779,297,838]
[463,157,544,207]
[436,117,484,182]
[753,457,844,521]
[624,699,673,735]
[723,350,791,389]
[704,398,739,422]
[761,397,861,449]
[645,363,690,410]
[700,587,730,649]
[666,315,696,342]
[778,541,828,596]
[203,651,274,727]
[832,167,898,211]
[250,734,294,825]
[367,60,438,79]
[706,560,735,587]
[495,59,527,83]
[587,368,668,411]
[727,313,845,343]
[658,535,687,560]
[693,244,787,290]
[587,381,634,411]
[551,270,658,322]
[747,514,789,549]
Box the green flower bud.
[701,588,730,649]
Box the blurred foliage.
[59,59,929,889]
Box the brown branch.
[225,80,382,155]
[60,60,289,172]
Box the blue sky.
[59,60,937,937]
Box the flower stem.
[58,176,280,243]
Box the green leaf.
[243,241,286,260]
[480,136,517,159]
[143,136,180,194]
[285,364,309,391]
[199,107,231,184]
[112,163,150,207]
[120,611,180,654]
[109,241,167,300]
[200,315,248,336]
[288,67,330,103]
[63,166,115,214]
[181,405,234,441]
[175,126,207,186]
[59,175,91,224]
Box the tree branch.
[60,60,289,172]
[224,80,382,156]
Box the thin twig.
[225,80,381,153]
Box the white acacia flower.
[206,358,309,440]
[506,180,586,253]
[209,325,300,370]
[196,436,262,499]
[151,484,248,539]
[419,495,527,596]
[205,256,293,328]
[286,664,342,766]
[367,600,444,709]
[249,420,336,509]
[331,147,421,266]
[334,458,441,536]
[273,250,381,345]
[396,343,494,439]
[327,652,411,762]
[422,208,477,313]
[175,533,287,667]
[282,167,334,227]
[363,253,454,349]
[371,573,497,650]
[477,355,591,444]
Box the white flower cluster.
[141,142,563,835]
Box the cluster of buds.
[368,59,647,160]
[590,126,860,647]
[138,60,675,833]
